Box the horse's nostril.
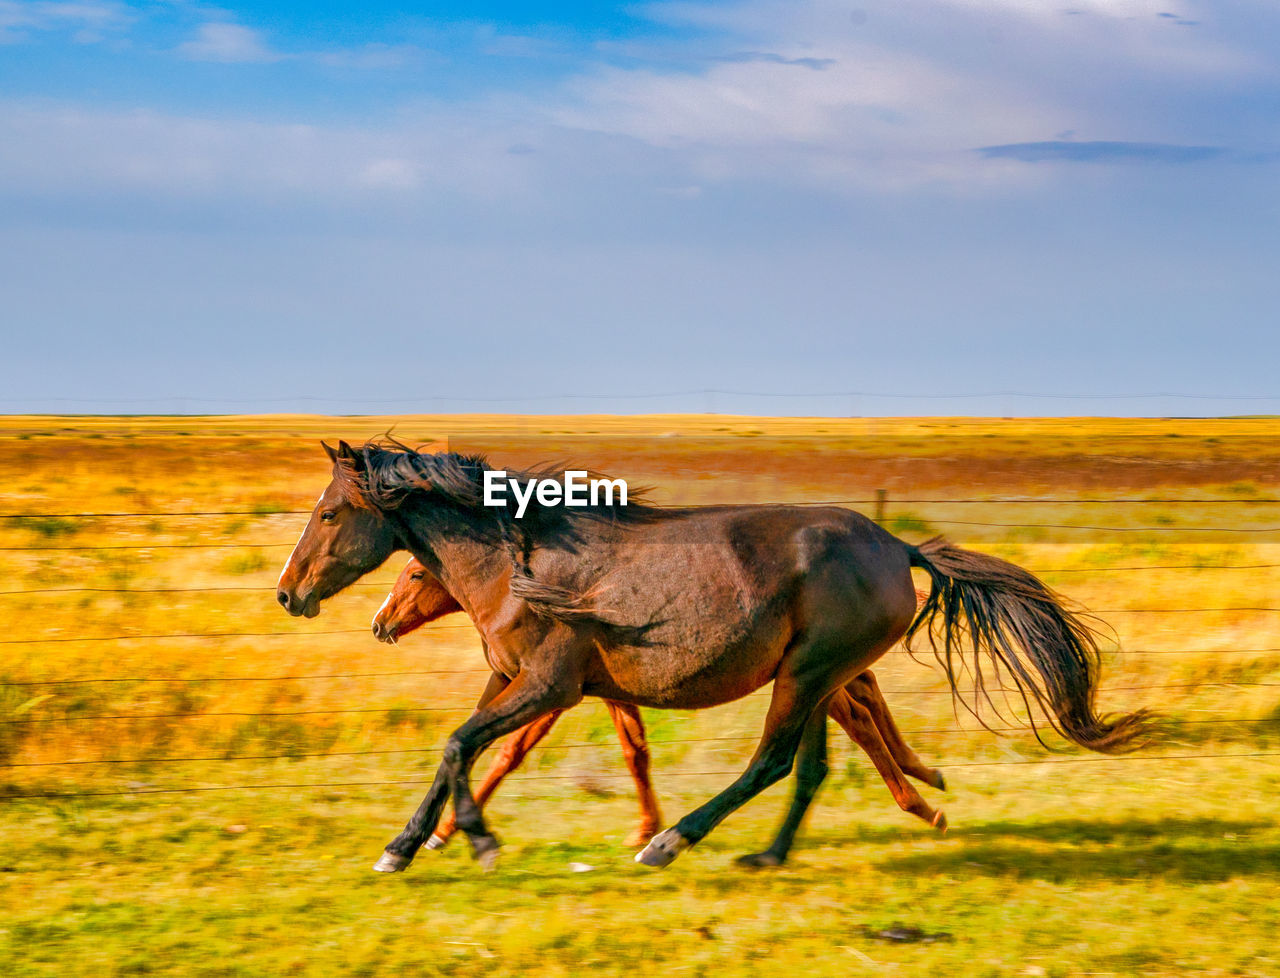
[277,590,290,608]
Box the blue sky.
[2,0,1279,415]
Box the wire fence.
[3,493,1279,804]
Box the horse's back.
[582,505,916,707]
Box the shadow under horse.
[277,441,1152,873]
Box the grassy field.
[2,415,1279,976]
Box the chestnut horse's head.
[276,441,401,619]
[371,557,463,644]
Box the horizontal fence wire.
[11,752,1280,801]
[924,519,1280,533]
[0,582,399,596]
[0,542,298,552]
[5,531,1280,555]
[4,526,1280,553]
[3,563,1279,597]
[7,672,1279,689]
[0,738,754,769]
[4,528,1279,556]
[0,628,380,646]
[3,707,1273,728]
[1,497,1279,520]
[4,607,1280,649]
[4,646,1280,670]
[4,718,1278,770]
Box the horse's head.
[276,441,401,618]
[372,557,462,644]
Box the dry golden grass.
[2,413,1277,782]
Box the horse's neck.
[400,517,512,627]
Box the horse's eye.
[320,511,336,523]
[409,572,424,582]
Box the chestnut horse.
[373,557,948,850]
[277,442,1149,873]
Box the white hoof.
[423,834,448,851]
[635,828,690,869]
[373,851,413,873]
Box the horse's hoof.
[931,770,947,792]
[423,833,449,851]
[635,828,689,868]
[373,851,414,873]
[469,834,500,872]
[932,810,948,834]
[735,851,783,869]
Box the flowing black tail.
[906,537,1154,754]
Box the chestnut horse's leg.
[847,671,946,791]
[426,709,567,851]
[376,669,582,873]
[605,701,664,847]
[736,698,831,867]
[827,689,947,832]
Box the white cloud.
[0,0,1275,220]
[176,22,278,64]
[547,37,1053,190]
[174,22,439,70]
[545,0,1274,190]
[0,100,540,207]
[0,0,130,43]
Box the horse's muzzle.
[277,588,320,618]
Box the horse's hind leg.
[736,699,830,868]
[636,670,818,869]
[427,709,566,851]
[828,690,946,832]
[848,671,946,791]
[605,701,664,848]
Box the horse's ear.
[335,440,368,473]
[322,441,338,463]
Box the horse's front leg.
[605,701,663,847]
[372,671,510,873]
[426,709,567,850]
[376,670,582,873]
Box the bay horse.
[373,556,948,851]
[276,441,1150,873]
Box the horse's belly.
[589,615,791,709]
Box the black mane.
[332,439,657,626]
[332,439,654,524]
